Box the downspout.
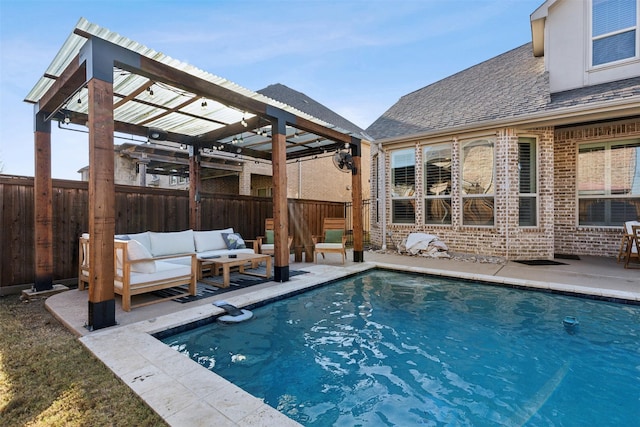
[298,160,302,198]
[505,142,510,260]
[377,141,387,250]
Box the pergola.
[25,18,364,330]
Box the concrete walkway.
[44,251,639,426]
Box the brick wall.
[372,119,640,259]
[372,127,556,259]
[554,118,640,257]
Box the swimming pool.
[161,269,640,426]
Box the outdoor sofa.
[79,228,257,311]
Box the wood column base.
[274,265,289,282]
[87,299,116,331]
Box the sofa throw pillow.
[126,240,156,273]
[324,229,343,243]
[222,232,246,250]
[194,228,233,252]
[265,230,274,244]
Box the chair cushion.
[194,228,233,252]
[222,232,246,249]
[265,230,274,244]
[149,229,195,256]
[324,229,343,243]
[315,243,344,250]
[624,221,640,234]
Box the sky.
[0,0,542,180]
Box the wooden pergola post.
[189,146,202,230]
[85,39,117,330]
[87,76,116,330]
[33,111,54,291]
[271,115,290,282]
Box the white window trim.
[588,0,640,70]
[423,143,453,225]
[390,148,416,225]
[460,138,496,227]
[518,136,539,228]
[575,138,640,227]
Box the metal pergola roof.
[25,17,358,161]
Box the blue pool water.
[161,270,640,426]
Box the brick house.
[82,84,370,203]
[366,0,640,259]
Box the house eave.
[376,100,640,145]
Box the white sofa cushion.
[128,231,152,253]
[127,240,156,273]
[116,260,191,286]
[149,229,195,257]
[193,228,233,252]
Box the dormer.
[531,0,640,92]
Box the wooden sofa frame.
[113,240,197,311]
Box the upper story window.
[391,148,415,224]
[424,143,452,224]
[461,139,495,226]
[592,0,637,66]
[578,139,640,225]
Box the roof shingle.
[366,42,640,140]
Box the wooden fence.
[0,176,344,290]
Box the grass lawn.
[0,294,168,427]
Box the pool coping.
[77,260,640,426]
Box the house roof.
[257,83,368,138]
[366,42,640,141]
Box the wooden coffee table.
[197,253,271,288]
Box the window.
[391,148,415,223]
[592,0,637,66]
[170,175,188,186]
[461,139,495,225]
[578,139,640,225]
[424,144,452,224]
[256,187,272,197]
[519,138,538,227]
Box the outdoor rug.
[152,268,308,303]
